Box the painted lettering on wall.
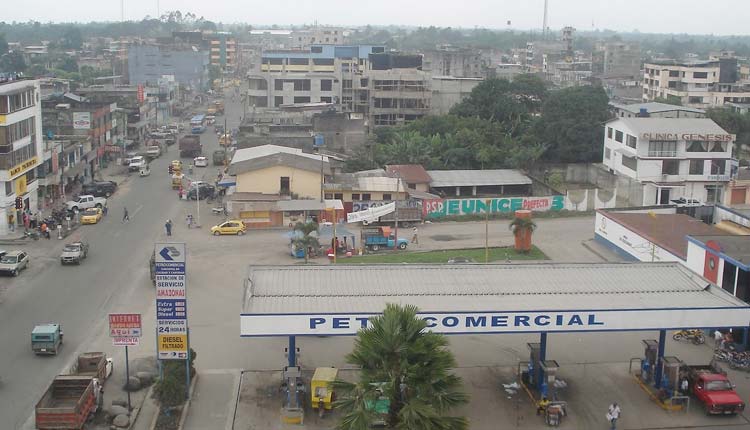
[423,196,564,218]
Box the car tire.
[238,230,245,236]
[213,231,221,236]
[371,244,380,251]
[398,242,407,250]
[12,269,17,277]
[95,203,102,209]
[71,206,79,212]
[105,191,112,197]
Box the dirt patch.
[429,234,471,241]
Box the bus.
[190,114,206,134]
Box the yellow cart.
[311,367,338,417]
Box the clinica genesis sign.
[240,308,750,337]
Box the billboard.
[73,112,91,130]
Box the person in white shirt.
[607,403,621,430]
[714,330,723,351]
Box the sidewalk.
[182,369,242,430]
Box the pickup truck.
[179,135,203,158]
[361,227,408,251]
[60,241,89,265]
[35,376,101,430]
[66,195,106,212]
[683,363,745,415]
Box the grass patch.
[426,209,594,223]
[340,246,547,264]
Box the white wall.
[686,241,707,279]
[594,212,684,263]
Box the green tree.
[0,33,8,55]
[60,27,83,49]
[537,85,612,163]
[57,56,78,73]
[292,221,319,263]
[334,303,468,430]
[0,51,26,73]
[154,348,197,406]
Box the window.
[710,161,726,175]
[320,80,332,91]
[342,80,352,89]
[4,181,11,196]
[687,141,708,152]
[382,194,392,201]
[294,80,311,91]
[669,70,680,77]
[661,159,679,175]
[604,148,611,160]
[311,46,323,53]
[324,193,333,199]
[693,72,708,79]
[626,134,637,148]
[274,96,284,107]
[289,58,309,66]
[607,127,613,138]
[621,155,637,171]
[320,96,332,103]
[293,96,311,104]
[312,58,333,65]
[668,81,677,88]
[280,177,290,195]
[362,193,371,200]
[648,141,677,157]
[709,142,726,152]
[615,130,623,143]
[267,58,283,65]
[274,79,284,91]
[688,96,704,104]
[351,193,360,201]
[408,183,416,190]
[334,193,343,200]
[689,159,704,175]
[360,78,369,87]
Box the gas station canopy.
[240,263,750,337]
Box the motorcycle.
[673,329,706,345]
[24,230,40,240]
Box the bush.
[154,348,197,407]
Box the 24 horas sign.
[423,196,564,218]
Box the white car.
[193,156,208,167]
[128,156,147,172]
[146,145,161,158]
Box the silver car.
[0,251,29,276]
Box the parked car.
[82,181,117,198]
[66,195,106,212]
[61,241,89,265]
[187,184,215,200]
[211,220,246,236]
[145,145,162,159]
[0,250,29,276]
[193,156,208,167]
[80,208,103,225]
[128,156,147,172]
[671,198,703,207]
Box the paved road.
[0,92,242,429]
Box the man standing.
[714,330,724,351]
[411,226,419,244]
[165,219,172,236]
[607,403,621,430]
[122,207,130,223]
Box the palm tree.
[333,303,468,430]
[509,216,537,253]
[292,221,319,263]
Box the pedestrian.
[102,205,108,217]
[607,403,621,430]
[122,207,130,223]
[186,214,193,229]
[165,219,172,236]
[715,329,723,351]
[8,214,14,232]
[680,376,689,395]
[411,226,419,244]
[40,222,50,239]
[23,212,30,231]
[30,212,37,229]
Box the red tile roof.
[385,164,432,184]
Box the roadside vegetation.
[341,246,546,264]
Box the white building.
[643,59,750,108]
[0,78,44,235]
[602,117,734,205]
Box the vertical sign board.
[154,243,189,360]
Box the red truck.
[683,363,745,415]
[35,376,101,429]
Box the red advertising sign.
[113,337,140,346]
[137,84,144,104]
[109,313,142,337]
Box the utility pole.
[542,0,549,38]
[393,175,401,250]
[485,199,490,263]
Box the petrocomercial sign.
[240,308,750,337]
[154,243,189,360]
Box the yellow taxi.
[211,220,246,236]
[171,160,183,172]
[80,208,103,225]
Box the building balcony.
[646,150,678,158]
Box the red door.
[703,240,722,284]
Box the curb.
[126,385,153,430]
[177,373,199,430]
[580,239,610,262]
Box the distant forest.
[2,15,750,58]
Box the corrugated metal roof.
[386,164,432,184]
[611,102,705,115]
[231,145,327,164]
[242,263,747,314]
[427,169,532,187]
[610,118,729,137]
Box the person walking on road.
[411,226,419,244]
[165,219,172,236]
[607,403,621,430]
[186,214,193,229]
[122,207,130,223]
[715,329,724,351]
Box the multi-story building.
[290,27,348,48]
[592,41,641,79]
[421,46,488,78]
[0,78,44,234]
[248,46,431,127]
[602,117,734,205]
[642,59,750,108]
[610,102,706,119]
[76,84,155,147]
[430,76,482,115]
[206,32,238,73]
[128,42,209,90]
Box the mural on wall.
[352,200,419,212]
[423,196,565,218]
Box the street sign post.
[109,313,142,411]
[154,242,191,398]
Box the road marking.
[132,205,144,218]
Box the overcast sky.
[4,0,749,36]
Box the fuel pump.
[527,342,541,386]
[281,345,305,424]
[660,356,682,396]
[641,339,658,384]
